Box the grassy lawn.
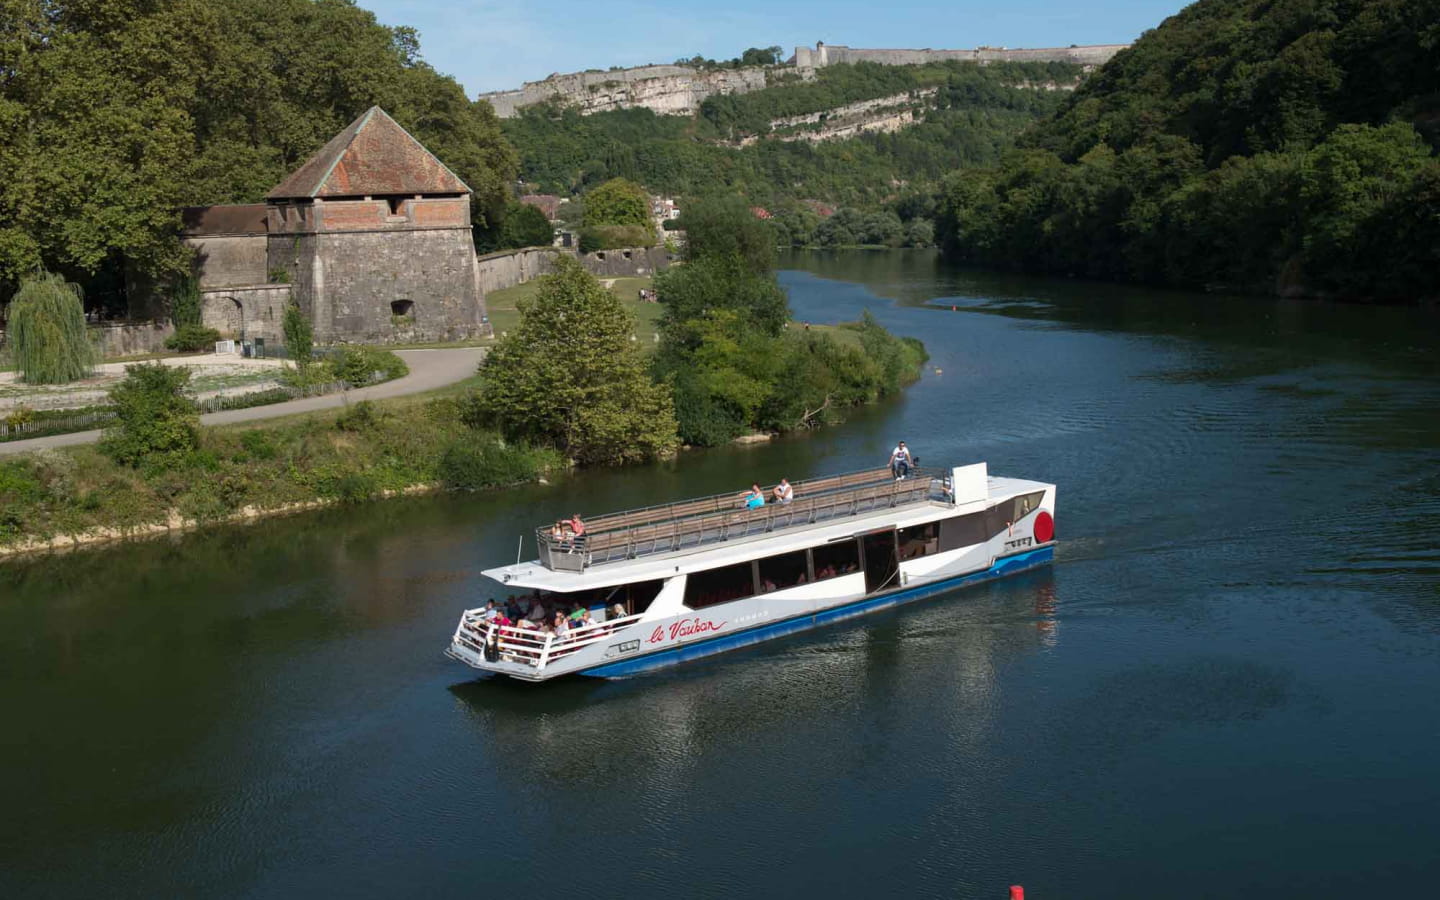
[485,275,663,347]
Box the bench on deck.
[537,467,939,571]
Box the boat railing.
[535,466,948,572]
[452,611,647,671]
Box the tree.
[6,270,97,384]
[282,303,313,367]
[498,202,556,248]
[0,0,518,299]
[654,255,789,343]
[475,257,676,465]
[583,178,651,229]
[678,195,776,274]
[100,363,200,466]
[740,46,783,66]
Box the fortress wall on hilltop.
[808,44,1129,68]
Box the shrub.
[239,429,279,460]
[282,303,312,365]
[100,363,200,466]
[335,400,380,432]
[8,270,96,384]
[328,347,408,387]
[268,267,291,284]
[437,438,548,490]
[169,275,201,328]
[165,324,221,352]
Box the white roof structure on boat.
[484,475,1049,592]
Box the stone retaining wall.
[476,246,673,296]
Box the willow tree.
[8,271,97,384]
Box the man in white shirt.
[889,441,913,479]
[773,478,793,504]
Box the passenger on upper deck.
[889,441,913,480]
[742,483,765,509]
[773,478,793,505]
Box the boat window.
[685,562,756,609]
[939,511,988,551]
[985,490,1046,536]
[897,522,939,560]
[1012,491,1045,521]
[810,539,860,582]
[616,579,664,616]
[757,549,809,593]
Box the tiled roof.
[180,204,268,235]
[266,107,471,200]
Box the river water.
[2,250,1437,898]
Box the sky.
[360,0,1192,95]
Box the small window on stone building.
[391,300,414,318]
[387,197,405,216]
[623,250,633,260]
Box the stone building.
[184,106,488,346]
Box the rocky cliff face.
[480,65,771,118]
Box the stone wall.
[268,195,487,345]
[276,227,485,345]
[189,234,269,288]
[475,246,673,296]
[798,42,1128,69]
[92,321,175,358]
[200,285,292,344]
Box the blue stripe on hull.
[579,545,1054,679]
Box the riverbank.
[0,384,564,558]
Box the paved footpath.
[0,347,485,457]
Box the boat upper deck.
[535,467,946,574]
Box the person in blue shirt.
[741,483,765,509]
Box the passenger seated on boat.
[552,612,570,638]
[578,609,595,629]
[609,603,627,622]
[817,564,837,579]
[760,577,778,593]
[569,603,586,623]
[481,600,499,621]
[773,478,793,505]
[505,596,524,621]
[889,441,912,479]
[528,600,547,623]
[741,483,765,509]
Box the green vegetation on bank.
[936,0,1440,302]
[0,369,559,547]
[501,61,1081,215]
[653,198,927,446]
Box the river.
[2,250,1437,898]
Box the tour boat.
[445,462,1056,681]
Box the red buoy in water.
[1009,888,1025,900]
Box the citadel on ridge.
[479,40,1129,118]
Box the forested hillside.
[936,0,1440,302]
[0,0,515,300]
[504,61,1081,218]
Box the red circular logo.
[1033,510,1054,543]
